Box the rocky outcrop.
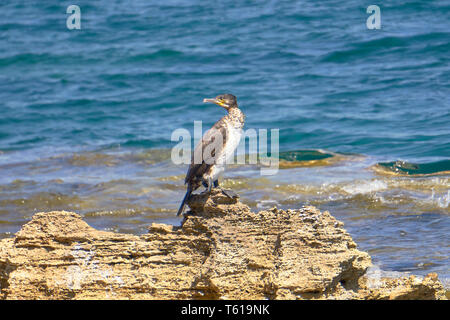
[0,189,446,299]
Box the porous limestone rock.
[0,189,446,300]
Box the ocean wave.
[272,175,450,212]
[279,149,333,161]
[277,149,363,169]
[0,52,99,68]
[321,32,449,63]
[127,49,184,61]
[0,53,53,67]
[341,180,388,195]
[321,37,408,63]
[373,160,450,176]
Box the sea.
[0,1,449,287]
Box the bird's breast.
[221,123,242,164]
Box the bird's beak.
[203,98,226,107]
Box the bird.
[177,94,245,216]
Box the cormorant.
[177,94,245,216]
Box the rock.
[0,189,446,300]
[359,272,447,300]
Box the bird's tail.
[177,187,192,216]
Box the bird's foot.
[218,187,239,199]
[199,185,238,199]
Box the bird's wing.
[185,119,227,185]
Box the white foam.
[427,189,450,208]
[341,180,388,195]
[256,199,280,209]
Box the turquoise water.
[0,1,449,286]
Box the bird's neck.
[226,107,245,129]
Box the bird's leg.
[206,177,213,193]
[202,178,237,198]
[200,178,214,195]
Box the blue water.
[0,1,449,287]
[1,0,449,161]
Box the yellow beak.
[203,98,225,107]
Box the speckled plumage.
[177,94,245,216]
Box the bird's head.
[203,94,237,109]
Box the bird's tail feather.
[177,187,192,216]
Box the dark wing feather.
[185,118,227,185]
